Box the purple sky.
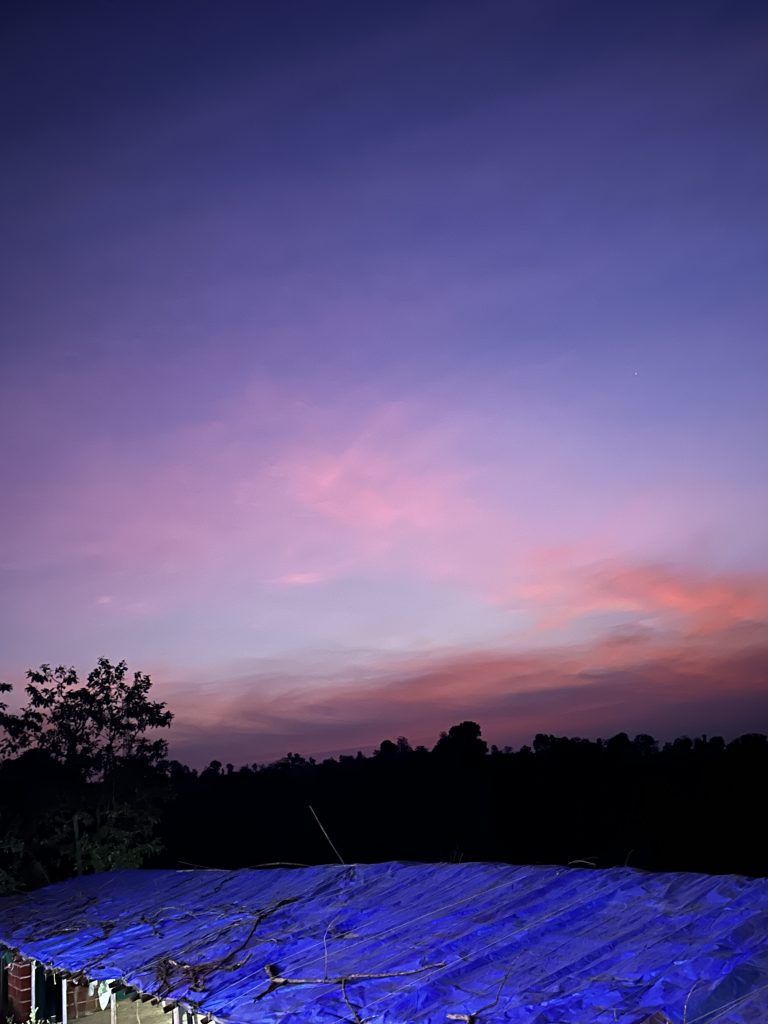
[2,0,767,765]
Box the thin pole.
[61,976,68,1024]
[30,962,36,1020]
[308,805,345,865]
[110,991,117,1024]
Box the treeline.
[1,661,766,892]
[162,723,766,878]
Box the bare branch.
[340,978,365,1024]
[445,963,516,1023]
[254,961,447,1002]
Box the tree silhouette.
[2,666,768,889]
[0,658,173,889]
[433,721,488,760]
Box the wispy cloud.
[162,566,768,765]
[3,376,768,718]
[507,558,768,637]
[272,572,325,587]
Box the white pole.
[172,1008,180,1024]
[110,991,117,1024]
[30,962,37,1020]
[61,976,68,1024]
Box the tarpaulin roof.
[1,863,767,1024]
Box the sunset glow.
[2,0,767,763]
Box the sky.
[1,0,767,765]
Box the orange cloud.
[597,563,768,632]
[507,558,768,638]
[164,614,768,766]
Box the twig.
[323,912,343,981]
[683,980,702,1024]
[177,860,227,869]
[446,964,515,1023]
[309,805,345,864]
[341,978,365,1024]
[244,861,310,868]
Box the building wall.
[2,967,194,1024]
[6,959,32,1020]
[67,979,101,1019]
[84,1003,172,1024]
[4,959,100,1022]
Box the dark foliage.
[157,725,767,879]
[0,659,173,890]
[2,662,767,891]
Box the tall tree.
[0,658,173,888]
[10,658,172,777]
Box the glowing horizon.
[2,1,767,763]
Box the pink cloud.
[273,420,479,540]
[502,557,768,640]
[138,549,768,765]
[159,554,768,764]
[597,563,768,631]
[272,572,325,586]
[4,373,768,684]
[164,618,768,765]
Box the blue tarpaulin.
[1,863,767,1024]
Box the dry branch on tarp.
[445,964,516,1023]
[254,959,447,1003]
[340,978,366,1024]
[153,896,299,994]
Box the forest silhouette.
[1,661,765,891]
